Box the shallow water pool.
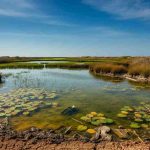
[0,69,149,137]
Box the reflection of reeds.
[90,63,127,75]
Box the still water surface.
[0,69,150,132]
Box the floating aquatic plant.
[0,88,58,118]
[117,113,127,118]
[80,112,114,126]
[77,125,87,131]
[141,124,149,129]
[130,122,140,129]
[118,102,150,129]
[86,129,96,134]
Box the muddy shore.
[90,71,150,83]
[0,119,149,150]
[0,138,150,150]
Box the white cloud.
[0,0,75,27]
[83,26,131,36]
[0,0,37,17]
[82,0,150,20]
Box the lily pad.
[130,122,140,129]
[134,118,143,122]
[141,124,149,129]
[121,111,128,115]
[134,113,142,118]
[86,129,96,134]
[117,113,127,118]
[77,125,87,131]
[97,113,105,117]
[91,120,101,126]
[90,112,97,116]
[105,118,114,124]
[80,116,91,122]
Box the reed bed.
[90,63,127,75]
[128,58,150,78]
[129,64,150,78]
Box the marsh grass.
[0,63,43,69]
[1,57,150,79]
[0,62,89,69]
[90,63,128,75]
[129,58,150,78]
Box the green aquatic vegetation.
[121,106,133,112]
[0,88,58,118]
[23,112,30,116]
[118,102,150,129]
[0,113,5,117]
[117,113,127,118]
[91,120,101,126]
[134,118,143,122]
[121,111,129,115]
[80,116,91,122]
[141,124,149,129]
[80,112,114,126]
[97,113,105,117]
[104,118,114,124]
[130,122,140,129]
[86,129,96,134]
[134,113,142,118]
[77,125,87,131]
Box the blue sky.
[0,0,150,56]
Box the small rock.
[61,106,79,115]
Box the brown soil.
[0,137,150,150]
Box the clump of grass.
[128,58,150,78]
[129,64,150,78]
[90,63,127,75]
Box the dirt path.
[0,137,150,150]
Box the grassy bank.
[90,58,150,80]
[1,57,150,80]
[128,58,150,78]
[0,56,131,64]
[0,62,89,69]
